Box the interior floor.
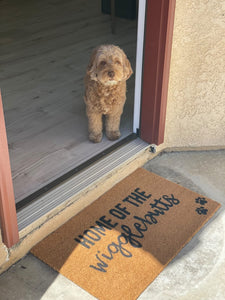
[0,0,137,203]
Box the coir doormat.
[31,168,221,300]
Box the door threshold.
[16,133,137,211]
[17,138,149,231]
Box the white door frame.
[133,0,146,134]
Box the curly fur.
[84,45,133,143]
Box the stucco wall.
[164,0,225,148]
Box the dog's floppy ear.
[123,54,133,80]
[87,47,99,80]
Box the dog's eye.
[100,61,106,66]
[115,60,121,65]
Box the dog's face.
[87,45,133,85]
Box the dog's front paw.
[106,130,121,141]
[89,132,103,143]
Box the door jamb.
[140,0,176,145]
[0,91,19,248]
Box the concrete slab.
[0,150,224,300]
[140,150,225,300]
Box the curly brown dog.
[84,45,133,143]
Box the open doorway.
[0,0,138,205]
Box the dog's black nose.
[108,71,115,78]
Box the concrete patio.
[0,150,224,300]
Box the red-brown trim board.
[0,91,19,247]
[140,0,176,145]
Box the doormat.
[31,168,221,300]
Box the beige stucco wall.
[164,0,225,148]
